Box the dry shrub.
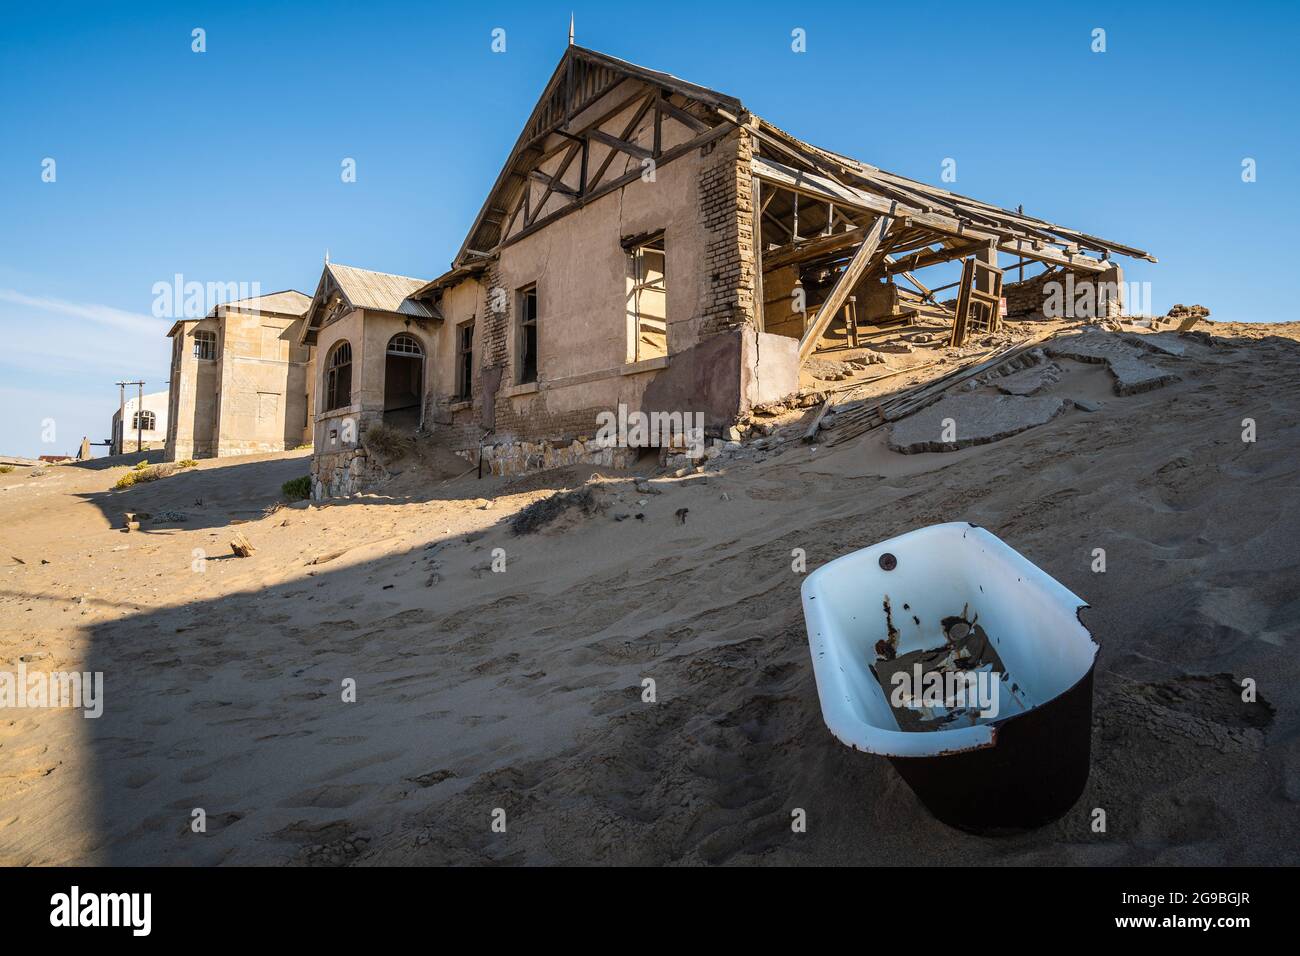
[114,463,176,490]
[281,475,311,501]
[364,424,414,461]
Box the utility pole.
[115,380,145,454]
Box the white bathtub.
[801,522,1100,831]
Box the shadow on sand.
[57,330,1300,864]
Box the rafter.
[655,94,709,133]
[589,127,654,161]
[754,155,1112,275]
[525,142,581,228]
[502,121,733,251]
[585,94,657,194]
[799,215,892,363]
[762,227,862,271]
[528,168,580,197]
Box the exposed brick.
[696,127,758,337]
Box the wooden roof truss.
[435,47,1155,368]
[746,120,1155,362]
[452,46,741,270]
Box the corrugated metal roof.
[328,263,433,318]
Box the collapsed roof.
[423,44,1152,311]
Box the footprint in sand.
[279,784,368,809]
[123,769,157,790]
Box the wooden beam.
[656,96,710,133]
[799,215,892,363]
[520,77,639,154]
[834,206,863,229]
[803,397,834,442]
[762,209,794,238]
[856,167,1157,261]
[589,128,654,161]
[544,84,642,148]
[880,239,987,275]
[586,94,656,193]
[884,254,952,312]
[763,227,862,271]
[573,46,745,114]
[528,169,580,197]
[525,142,581,227]
[501,121,734,251]
[753,155,1111,274]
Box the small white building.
[111,388,170,454]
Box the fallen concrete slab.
[1046,332,1179,395]
[888,393,1071,454]
[1123,332,1188,357]
[994,361,1064,396]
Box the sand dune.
[1,321,1297,865]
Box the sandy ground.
[1,320,1297,866]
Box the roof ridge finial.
[325,248,330,265]
[568,12,574,46]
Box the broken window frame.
[324,340,353,412]
[456,319,475,400]
[626,233,667,363]
[193,329,217,361]
[131,410,156,431]
[517,285,538,384]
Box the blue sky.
[1,0,1296,457]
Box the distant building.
[163,290,313,460]
[111,388,170,454]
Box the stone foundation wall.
[310,445,389,500]
[470,437,639,477]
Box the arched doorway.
[384,332,424,428]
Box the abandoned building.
[163,290,313,461]
[146,45,1146,496]
[111,388,170,454]
[302,44,1150,496]
[299,261,437,494]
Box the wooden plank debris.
[822,329,1062,447]
[949,256,1004,347]
[802,397,835,442]
[798,214,892,362]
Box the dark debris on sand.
[510,486,605,535]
